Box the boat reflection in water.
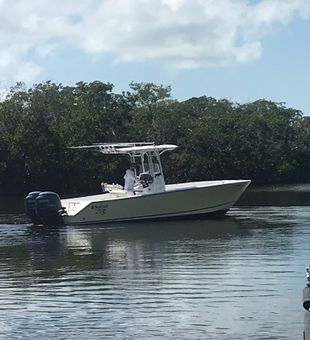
[62,217,248,272]
[21,216,247,276]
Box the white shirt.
[124,169,136,191]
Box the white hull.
[62,180,250,225]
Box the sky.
[0,0,310,114]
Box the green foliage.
[0,80,309,195]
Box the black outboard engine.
[35,191,64,226]
[25,191,42,225]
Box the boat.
[25,142,251,226]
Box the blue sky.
[1,0,310,114]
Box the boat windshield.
[151,154,161,173]
[142,153,150,172]
[141,152,161,174]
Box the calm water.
[0,187,309,339]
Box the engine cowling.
[25,191,42,225]
[35,191,64,226]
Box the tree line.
[0,80,309,196]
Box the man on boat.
[124,164,137,192]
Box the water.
[0,188,309,339]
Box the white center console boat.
[25,142,251,225]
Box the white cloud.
[0,47,41,84]
[73,0,310,68]
[0,0,309,84]
[14,62,41,84]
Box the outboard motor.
[35,191,64,226]
[25,191,42,225]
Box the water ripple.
[0,207,307,339]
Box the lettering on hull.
[91,203,109,215]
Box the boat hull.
[63,180,250,225]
